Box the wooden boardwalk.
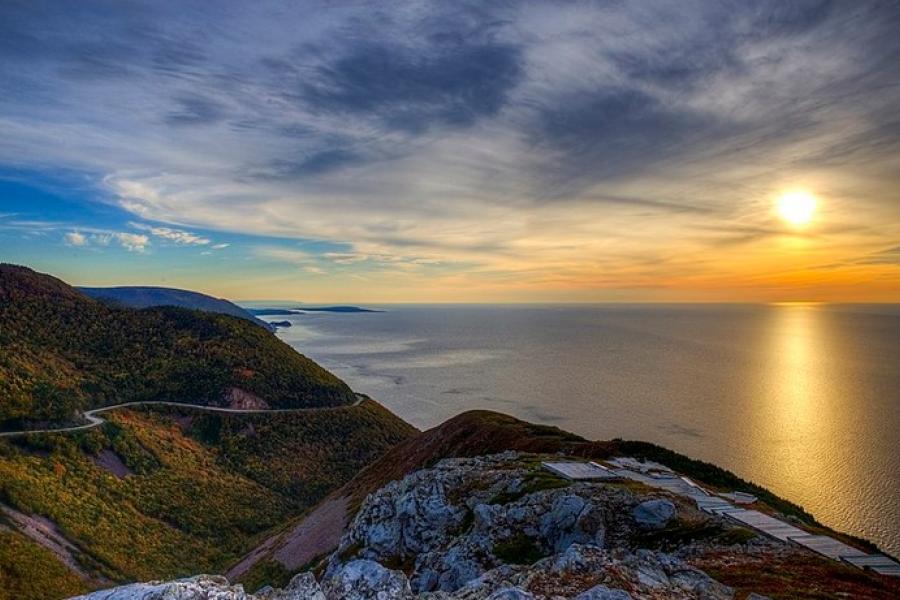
[787,534,867,560]
[542,461,618,480]
[723,509,808,542]
[601,457,900,577]
[843,554,900,576]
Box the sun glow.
[777,191,817,226]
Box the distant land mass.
[247,308,301,316]
[302,306,381,313]
[248,306,381,315]
[80,286,274,331]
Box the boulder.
[485,588,534,600]
[272,572,325,600]
[632,499,676,530]
[573,585,633,600]
[538,494,594,552]
[323,559,412,600]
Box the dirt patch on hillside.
[90,449,132,478]
[273,495,349,570]
[1,503,92,580]
[226,531,280,581]
[227,494,349,580]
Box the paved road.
[0,396,365,438]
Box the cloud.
[2,1,900,297]
[292,38,523,133]
[64,231,87,246]
[850,245,900,266]
[165,95,226,127]
[114,232,149,252]
[61,230,149,252]
[149,227,209,246]
[130,222,211,245]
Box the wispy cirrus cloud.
[131,222,211,246]
[63,230,149,252]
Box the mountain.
[79,286,274,331]
[0,264,355,429]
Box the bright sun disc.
[777,191,817,226]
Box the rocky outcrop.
[223,387,270,410]
[327,453,651,593]
[70,575,248,599]
[72,453,767,600]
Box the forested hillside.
[0,400,416,599]
[0,265,355,428]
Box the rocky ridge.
[73,452,775,599]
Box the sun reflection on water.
[750,303,848,529]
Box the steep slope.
[79,286,274,331]
[0,264,355,428]
[0,400,416,600]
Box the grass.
[635,516,758,551]
[693,549,900,600]
[489,469,571,505]
[338,541,364,563]
[456,507,475,534]
[381,553,417,576]
[0,530,88,600]
[237,559,296,594]
[493,533,544,565]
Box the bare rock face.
[328,453,639,594]
[223,387,270,410]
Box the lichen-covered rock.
[572,585,633,600]
[270,572,325,600]
[70,575,250,600]
[632,499,677,530]
[323,559,413,600]
[485,588,534,600]
[330,454,631,594]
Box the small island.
[300,306,381,313]
[247,308,302,316]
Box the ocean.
[268,303,900,557]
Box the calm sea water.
[269,304,900,557]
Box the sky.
[0,0,899,303]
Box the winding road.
[0,396,365,438]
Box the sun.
[777,191,817,226]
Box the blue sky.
[1,1,899,301]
